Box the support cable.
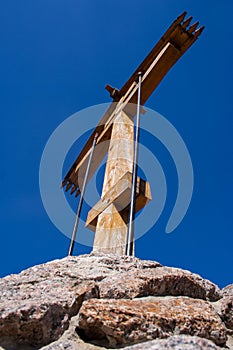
[125,72,142,256]
[68,133,98,256]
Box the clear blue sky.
[0,1,232,288]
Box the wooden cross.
[62,12,204,255]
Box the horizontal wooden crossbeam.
[62,12,204,195]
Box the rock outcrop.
[0,252,232,349]
[77,297,226,347]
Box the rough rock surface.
[40,314,105,350]
[220,284,233,331]
[0,252,231,349]
[222,284,233,297]
[41,335,221,350]
[98,266,221,301]
[0,253,160,348]
[125,335,221,349]
[219,296,233,330]
[77,297,226,347]
[0,266,97,348]
[213,284,233,332]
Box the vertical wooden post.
[92,110,134,254]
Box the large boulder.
[98,267,221,301]
[77,297,227,347]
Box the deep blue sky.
[1,1,232,288]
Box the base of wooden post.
[92,204,130,255]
